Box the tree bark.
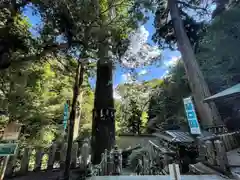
[168,0,223,127]
[63,61,85,180]
[91,0,116,165]
[91,58,115,164]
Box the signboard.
[0,143,18,156]
[2,122,21,141]
[63,103,69,130]
[183,97,201,135]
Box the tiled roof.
[153,130,195,143]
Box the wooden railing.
[4,141,90,177]
[199,131,240,172]
[205,125,228,134]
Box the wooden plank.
[148,140,175,154]
[189,162,218,174]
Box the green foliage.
[0,7,34,69]
[147,60,190,131]
[78,84,94,139]
[0,57,74,147]
[116,82,152,134]
[152,0,208,50]
[196,4,240,118]
[197,5,240,92]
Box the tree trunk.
[73,91,83,141]
[91,59,115,164]
[63,61,84,180]
[168,0,223,127]
[91,0,116,165]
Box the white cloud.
[138,69,148,76]
[121,26,161,68]
[164,56,181,67]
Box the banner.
[63,103,69,130]
[183,97,201,135]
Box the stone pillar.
[81,139,90,170]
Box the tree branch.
[12,41,81,64]
[177,0,208,12]
[88,0,132,27]
[0,0,31,10]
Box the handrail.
[148,140,175,155]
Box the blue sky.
[23,5,180,92]
[112,14,180,87]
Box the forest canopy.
[0,0,240,148]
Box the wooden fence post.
[47,143,57,170]
[104,149,108,175]
[71,142,78,168]
[80,141,90,170]
[205,140,216,166]
[163,154,170,173]
[60,143,67,169]
[34,148,43,171]
[169,163,181,180]
[214,140,228,172]
[222,134,231,151]
[101,153,105,176]
[20,148,30,175]
[143,152,148,175]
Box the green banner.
[0,143,18,156]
